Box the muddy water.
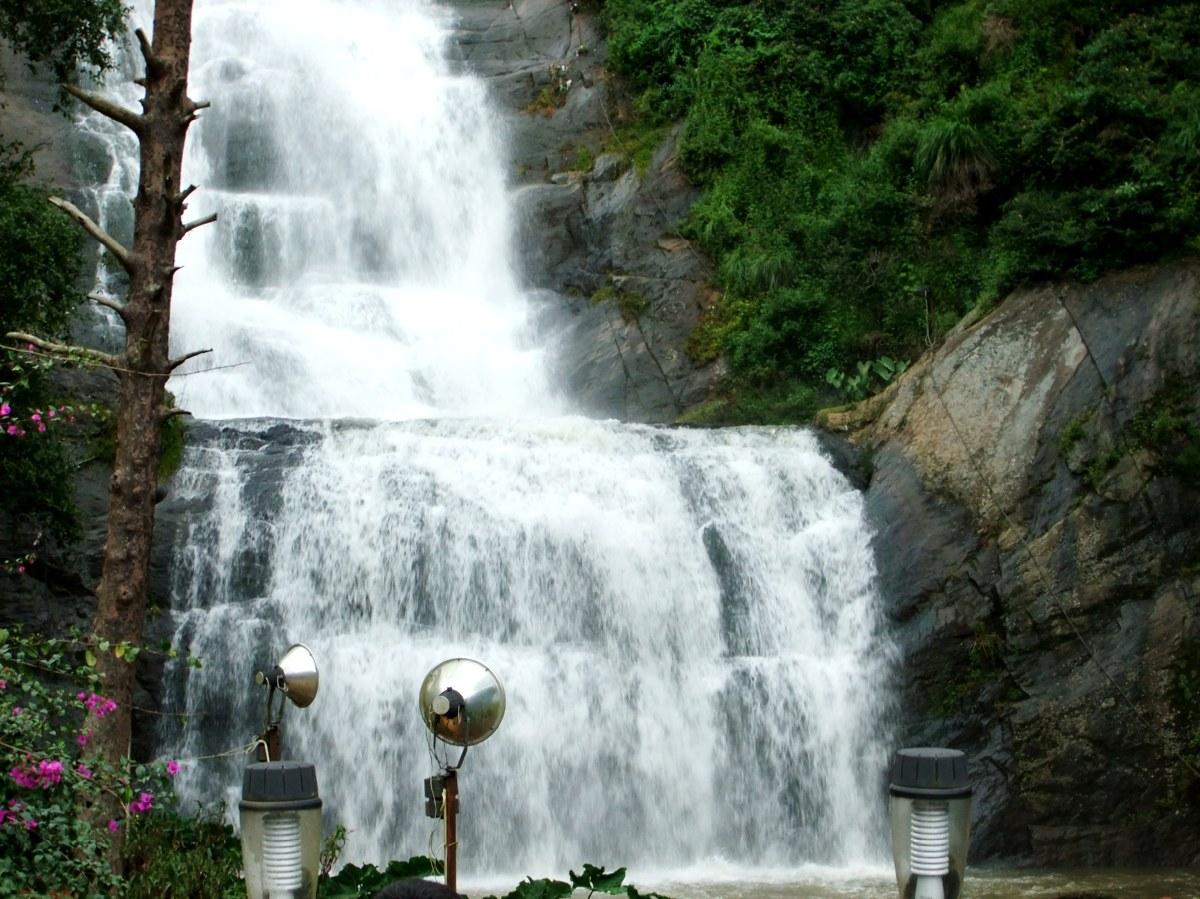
[464,867,1200,899]
[643,868,1200,899]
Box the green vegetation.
[1079,380,1200,489]
[601,0,1200,422]
[601,120,669,175]
[0,147,88,552]
[124,808,244,899]
[591,281,649,323]
[0,0,127,84]
[1057,406,1095,454]
[932,624,1009,717]
[1171,638,1200,806]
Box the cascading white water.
[85,0,894,878]
[165,419,891,872]
[167,0,557,420]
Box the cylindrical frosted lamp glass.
[888,748,971,899]
[240,761,323,899]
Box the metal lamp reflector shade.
[240,761,322,899]
[418,658,505,747]
[262,643,319,709]
[888,748,971,899]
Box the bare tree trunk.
[88,0,198,781]
[7,0,208,863]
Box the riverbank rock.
[819,261,1200,865]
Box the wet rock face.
[824,261,1200,865]
[444,0,721,421]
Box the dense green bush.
[0,148,87,555]
[0,0,127,84]
[602,0,1200,421]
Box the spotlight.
[418,658,505,894]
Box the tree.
[0,0,127,84]
[4,0,209,856]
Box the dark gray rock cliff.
[821,261,1200,865]
[445,0,721,421]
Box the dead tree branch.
[48,197,133,272]
[62,84,145,135]
[167,348,212,371]
[88,293,128,321]
[180,213,217,236]
[134,28,162,76]
[6,331,122,369]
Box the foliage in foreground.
[0,627,183,898]
[0,628,674,899]
[601,0,1200,422]
[320,856,676,899]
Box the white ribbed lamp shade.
[240,762,323,899]
[888,748,971,899]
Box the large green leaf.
[570,864,627,894]
[318,856,438,898]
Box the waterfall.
[86,0,894,877]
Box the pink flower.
[166,760,180,777]
[36,423,45,433]
[128,791,154,815]
[15,566,24,575]
[36,760,63,785]
[5,425,21,436]
[77,692,86,701]
[75,763,93,781]
[30,413,40,422]
[76,731,91,748]
[46,409,55,419]
[0,403,9,416]
[83,693,118,717]
[107,819,120,832]
[0,680,7,690]
[11,707,21,717]
[23,818,37,830]
[10,767,39,789]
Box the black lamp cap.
[889,747,971,799]
[240,760,322,811]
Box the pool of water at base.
[460,867,1200,899]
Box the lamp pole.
[444,769,459,893]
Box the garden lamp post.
[888,747,971,899]
[240,644,322,899]
[240,761,323,899]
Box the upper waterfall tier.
[153,0,561,419]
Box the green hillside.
[602,0,1200,421]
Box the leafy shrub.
[0,627,180,898]
[124,807,244,899]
